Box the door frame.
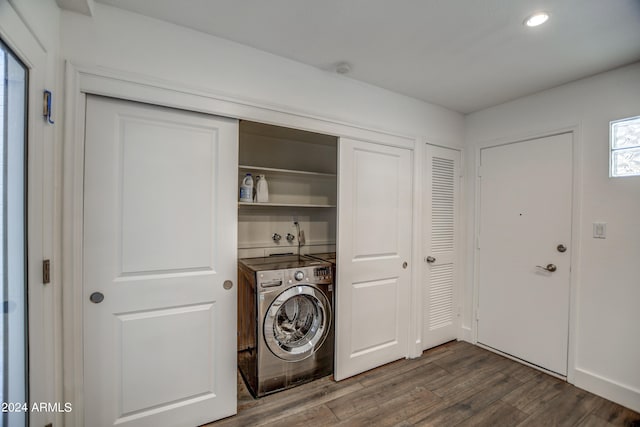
[62,62,419,426]
[0,4,59,427]
[471,127,582,383]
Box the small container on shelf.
[255,174,269,203]
[239,173,254,202]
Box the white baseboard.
[458,326,473,343]
[574,367,640,413]
[454,327,639,413]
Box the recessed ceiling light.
[524,12,550,27]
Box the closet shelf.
[239,165,336,178]
[238,202,336,208]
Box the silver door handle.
[536,264,557,272]
[425,256,436,263]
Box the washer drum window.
[264,285,331,361]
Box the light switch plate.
[593,222,607,239]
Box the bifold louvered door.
[422,145,461,350]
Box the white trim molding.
[70,63,416,149]
[459,326,473,343]
[574,368,640,413]
[408,138,424,359]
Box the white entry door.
[335,138,412,381]
[477,132,572,376]
[83,95,238,427]
[422,145,461,350]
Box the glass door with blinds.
[0,39,28,427]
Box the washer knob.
[294,271,304,281]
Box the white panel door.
[83,95,238,427]
[422,145,461,350]
[478,133,572,376]
[335,138,412,381]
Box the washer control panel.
[288,266,332,285]
[313,266,332,281]
[259,264,333,288]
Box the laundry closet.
[77,87,418,424]
[234,119,424,396]
[236,121,339,397]
[237,120,338,258]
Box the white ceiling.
[90,0,640,114]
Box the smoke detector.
[336,62,352,74]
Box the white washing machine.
[238,255,334,397]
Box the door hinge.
[476,308,480,321]
[477,165,482,177]
[43,259,51,284]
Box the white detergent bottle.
[239,173,254,202]
[256,174,269,203]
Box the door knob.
[557,244,567,253]
[223,280,233,290]
[402,262,408,269]
[89,292,104,303]
[536,264,557,272]
[425,256,436,263]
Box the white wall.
[60,3,464,145]
[463,62,640,411]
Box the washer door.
[264,285,331,361]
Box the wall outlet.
[593,222,607,239]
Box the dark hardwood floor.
[206,341,640,427]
